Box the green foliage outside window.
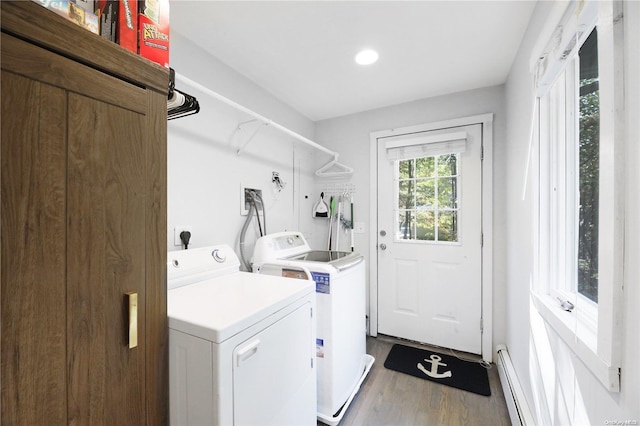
[578,29,599,303]
[397,154,459,242]
[578,83,599,302]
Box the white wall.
[314,86,507,346]
[167,31,316,265]
[504,1,640,423]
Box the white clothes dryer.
[252,232,374,426]
[167,245,316,426]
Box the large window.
[541,26,601,310]
[535,1,624,391]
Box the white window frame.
[533,0,624,392]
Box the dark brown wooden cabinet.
[1,2,168,424]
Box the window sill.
[531,291,620,392]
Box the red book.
[117,0,137,53]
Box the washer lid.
[168,272,313,343]
[285,251,364,272]
[288,250,352,262]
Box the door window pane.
[437,154,457,176]
[399,159,414,179]
[416,157,435,177]
[398,180,413,210]
[438,211,458,242]
[416,179,435,209]
[437,177,457,209]
[416,211,435,241]
[397,211,414,240]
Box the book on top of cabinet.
[33,0,99,34]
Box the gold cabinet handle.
[126,292,138,349]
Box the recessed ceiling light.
[355,49,379,65]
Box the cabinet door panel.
[67,92,146,424]
[1,70,68,424]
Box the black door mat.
[383,344,491,396]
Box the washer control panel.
[253,232,311,265]
[276,233,306,250]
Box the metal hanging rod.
[174,72,336,157]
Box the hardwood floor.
[321,335,511,426]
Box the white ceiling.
[171,1,536,121]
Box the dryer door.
[233,300,315,425]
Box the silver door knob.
[379,243,387,250]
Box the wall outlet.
[241,187,263,215]
[174,226,192,246]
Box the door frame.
[369,113,494,362]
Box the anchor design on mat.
[417,354,452,379]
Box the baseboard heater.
[496,344,535,426]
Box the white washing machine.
[252,232,375,426]
[167,245,316,426]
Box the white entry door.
[377,124,483,354]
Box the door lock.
[379,243,387,250]
[379,230,386,237]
